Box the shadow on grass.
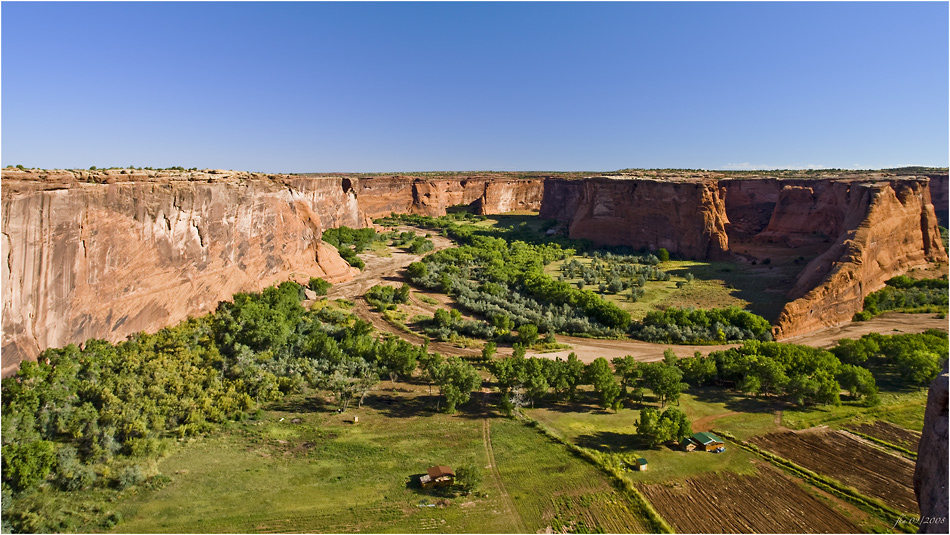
[269,396,336,414]
[688,386,792,414]
[574,430,646,453]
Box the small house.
[634,458,648,471]
[690,432,725,452]
[679,438,697,452]
[420,466,455,489]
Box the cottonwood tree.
[586,358,622,411]
[431,357,482,413]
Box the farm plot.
[845,421,921,452]
[750,428,917,513]
[638,463,859,533]
[489,418,649,533]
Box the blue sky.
[2,1,947,172]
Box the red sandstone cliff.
[1,170,545,374]
[773,178,946,338]
[540,177,731,259]
[1,169,361,375]
[542,174,947,337]
[353,176,543,218]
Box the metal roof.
[692,432,723,445]
[427,466,455,478]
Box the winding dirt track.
[332,228,948,363]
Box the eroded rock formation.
[2,167,946,374]
[1,169,362,375]
[914,363,948,533]
[542,173,947,338]
[351,175,543,218]
[540,176,730,259]
[1,169,546,373]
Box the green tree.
[659,407,692,443]
[565,352,586,400]
[454,462,483,494]
[895,350,943,387]
[586,358,622,411]
[637,407,660,447]
[522,358,550,407]
[432,357,482,413]
[308,277,331,295]
[837,364,880,405]
[518,324,539,347]
[2,440,56,492]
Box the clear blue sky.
[2,1,947,172]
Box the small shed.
[691,432,725,452]
[420,466,455,489]
[634,457,648,471]
[679,438,697,452]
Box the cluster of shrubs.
[854,275,948,320]
[630,306,773,344]
[365,283,410,311]
[391,230,434,254]
[322,226,383,270]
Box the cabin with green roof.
[689,432,724,452]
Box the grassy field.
[524,388,770,485]
[543,257,759,321]
[781,389,929,432]
[107,384,649,533]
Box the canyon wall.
[1,170,545,373]
[542,174,947,338]
[352,176,544,218]
[924,172,948,227]
[772,179,945,338]
[539,177,731,259]
[3,168,946,373]
[1,169,362,375]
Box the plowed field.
[846,421,921,452]
[638,463,858,533]
[750,428,917,513]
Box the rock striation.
[1,169,363,375]
[1,169,546,373]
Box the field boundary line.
[482,416,528,533]
[713,428,915,533]
[523,416,673,534]
[841,429,918,459]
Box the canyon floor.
[330,223,947,364]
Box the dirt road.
[331,229,948,363]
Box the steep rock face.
[914,363,948,533]
[540,175,946,338]
[914,366,950,533]
[1,170,360,375]
[924,172,948,227]
[541,177,731,259]
[773,179,946,338]
[354,176,543,218]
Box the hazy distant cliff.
[350,175,544,218]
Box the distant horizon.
[3,2,947,173]
[6,163,948,175]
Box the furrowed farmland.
[637,462,861,533]
[750,429,918,514]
